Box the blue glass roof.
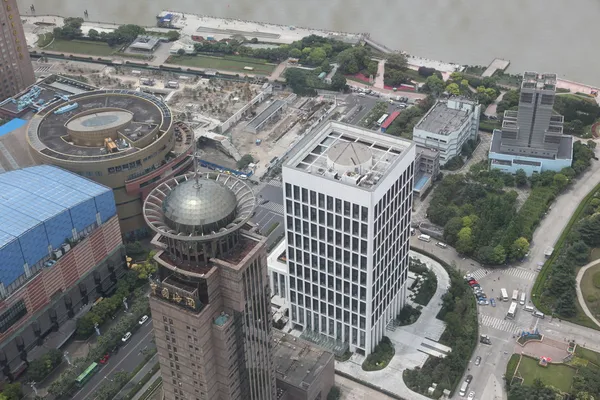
[0,166,113,248]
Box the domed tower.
[143,170,276,400]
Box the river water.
[19,0,600,86]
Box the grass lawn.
[37,33,53,48]
[590,248,600,262]
[515,356,576,393]
[580,262,600,323]
[167,55,275,74]
[464,65,487,76]
[44,39,115,56]
[575,346,600,366]
[403,68,427,83]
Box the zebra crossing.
[259,201,284,215]
[480,315,521,334]
[267,179,283,188]
[467,267,536,282]
[34,64,53,73]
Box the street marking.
[260,201,284,214]
[468,267,536,282]
[267,179,283,188]
[468,268,487,281]
[480,315,521,334]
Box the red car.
[99,353,110,364]
[468,280,479,286]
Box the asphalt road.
[71,318,156,400]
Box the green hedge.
[505,354,520,388]
[531,182,600,314]
[361,336,395,371]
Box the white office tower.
[282,121,415,356]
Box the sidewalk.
[114,354,158,400]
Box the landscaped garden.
[361,336,395,371]
[506,347,600,399]
[166,54,276,74]
[580,262,600,321]
[44,39,116,56]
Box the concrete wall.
[219,84,273,133]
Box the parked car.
[490,298,496,307]
[121,332,132,342]
[99,353,110,364]
[468,391,476,400]
[475,356,481,366]
[139,315,149,325]
[468,280,479,287]
[465,374,473,384]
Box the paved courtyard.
[336,252,450,400]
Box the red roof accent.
[381,110,401,129]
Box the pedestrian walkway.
[267,178,283,188]
[259,201,284,214]
[575,260,600,329]
[467,267,536,282]
[480,315,521,334]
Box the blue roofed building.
[0,166,126,381]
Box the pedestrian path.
[267,178,283,188]
[480,315,521,334]
[259,201,284,214]
[467,267,536,282]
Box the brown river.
[18,0,600,86]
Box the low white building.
[412,98,480,165]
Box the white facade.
[282,121,415,356]
[413,99,481,165]
[267,239,289,301]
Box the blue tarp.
[0,118,27,137]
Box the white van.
[418,234,431,242]
[519,292,526,305]
[533,311,545,319]
[436,242,447,249]
[512,290,519,302]
[524,305,534,312]
[459,381,469,397]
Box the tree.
[0,383,22,400]
[177,48,185,56]
[445,83,460,96]
[385,53,408,71]
[330,72,347,91]
[423,75,444,96]
[384,69,407,86]
[237,154,254,170]
[166,30,180,41]
[455,227,473,254]
[553,173,569,190]
[288,48,302,59]
[132,259,156,280]
[492,245,507,264]
[510,237,529,260]
[307,47,327,65]
[88,29,100,40]
[515,169,527,187]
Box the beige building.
[0,0,35,100]
[273,330,335,400]
[144,171,276,400]
[26,89,194,238]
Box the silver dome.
[162,179,237,234]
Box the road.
[411,147,600,400]
[71,319,156,400]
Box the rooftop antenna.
[193,150,201,189]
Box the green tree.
[288,48,302,59]
[455,227,473,254]
[443,217,463,244]
[177,48,186,56]
[88,29,100,40]
[166,30,180,41]
[492,245,507,264]
[0,383,22,400]
[445,83,460,96]
[423,75,444,96]
[385,53,408,70]
[510,237,529,260]
[308,47,327,65]
[237,154,254,170]
[132,259,156,280]
[553,173,569,190]
[515,169,528,187]
[330,72,347,91]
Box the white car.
[467,391,475,400]
[139,315,149,325]
[121,332,132,342]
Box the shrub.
[362,336,394,371]
[327,386,341,400]
[27,349,63,382]
[397,304,422,326]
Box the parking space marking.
[480,315,521,334]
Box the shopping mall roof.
[0,165,115,247]
[27,89,172,162]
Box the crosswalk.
[480,315,521,334]
[467,267,536,282]
[34,64,53,73]
[259,201,284,214]
[267,179,283,188]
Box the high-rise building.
[0,165,124,380]
[0,0,35,100]
[143,170,276,400]
[489,72,573,175]
[282,121,415,355]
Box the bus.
[507,302,518,319]
[512,290,519,302]
[418,234,431,242]
[500,288,509,302]
[75,362,99,387]
[377,114,389,126]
